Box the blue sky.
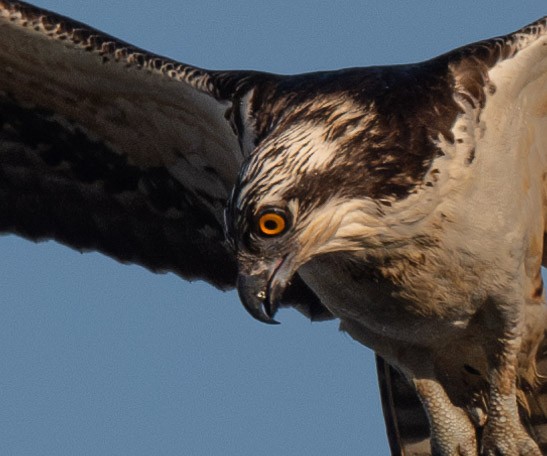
[1,1,545,455]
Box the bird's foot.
[480,382,541,456]
[481,418,541,455]
[431,437,477,456]
[429,406,478,456]
[414,378,478,455]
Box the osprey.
[0,1,546,454]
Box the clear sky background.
[1,1,545,455]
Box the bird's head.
[224,89,436,323]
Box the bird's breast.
[297,247,488,348]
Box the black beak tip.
[237,275,280,325]
[242,292,280,325]
[256,308,280,325]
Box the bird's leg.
[480,334,540,455]
[340,318,478,455]
[480,298,541,456]
[413,377,478,456]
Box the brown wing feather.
[0,1,329,310]
[0,0,258,287]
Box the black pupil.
[264,219,278,231]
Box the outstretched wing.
[378,17,547,455]
[447,15,547,452]
[443,15,547,255]
[0,0,270,288]
[0,0,329,312]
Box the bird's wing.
[377,17,547,455]
[443,15,547,241]
[0,0,329,312]
[446,16,547,453]
[0,0,260,288]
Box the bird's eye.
[257,209,288,237]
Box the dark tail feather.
[376,356,431,456]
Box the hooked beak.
[237,254,297,324]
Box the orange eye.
[258,211,287,236]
